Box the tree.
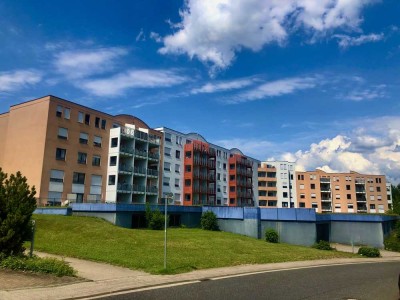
[0,168,36,256]
[392,184,400,215]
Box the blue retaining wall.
[34,207,72,216]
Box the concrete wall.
[261,221,316,246]
[330,221,384,248]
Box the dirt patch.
[0,269,84,290]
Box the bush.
[395,221,400,240]
[384,234,400,252]
[149,210,165,230]
[0,255,76,277]
[265,228,279,243]
[0,169,37,256]
[312,240,334,251]
[201,211,219,231]
[357,247,380,257]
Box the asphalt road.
[97,261,400,300]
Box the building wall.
[0,113,9,167]
[296,169,389,214]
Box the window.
[64,108,70,119]
[377,187,381,192]
[77,152,87,164]
[300,184,304,190]
[223,174,226,182]
[230,198,235,204]
[311,193,316,198]
[369,186,374,192]
[297,174,304,180]
[175,179,179,187]
[95,117,100,128]
[300,194,305,199]
[85,113,90,125]
[299,202,305,208]
[335,185,339,190]
[165,133,172,142]
[229,164,235,170]
[230,186,235,192]
[78,112,84,123]
[370,204,376,209]
[165,147,171,157]
[175,150,181,159]
[282,202,288,207]
[73,172,85,184]
[347,194,351,200]
[111,137,118,147]
[101,119,106,129]
[94,136,102,147]
[108,175,116,185]
[92,155,101,166]
[377,195,382,201]
[79,132,88,144]
[50,169,64,182]
[370,195,375,201]
[310,184,315,189]
[175,164,180,173]
[217,173,221,180]
[185,194,191,201]
[335,194,340,199]
[58,127,68,139]
[56,148,66,161]
[91,175,102,186]
[109,156,117,166]
[223,186,227,193]
[312,203,318,209]
[185,151,191,158]
[375,178,381,183]
[230,175,235,181]
[185,165,191,172]
[176,136,182,145]
[283,192,288,198]
[185,179,191,186]
[346,185,350,190]
[56,105,63,117]
[164,162,171,172]
[348,204,354,209]
[223,163,226,170]
[163,177,169,186]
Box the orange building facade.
[295,169,390,213]
[228,154,254,206]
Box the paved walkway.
[1,247,399,300]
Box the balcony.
[321,198,332,202]
[120,146,134,156]
[320,178,330,183]
[117,183,132,193]
[132,185,146,194]
[133,167,147,176]
[355,178,365,184]
[134,149,148,159]
[147,169,158,177]
[149,135,160,145]
[146,186,158,195]
[148,152,159,161]
[355,188,366,194]
[118,165,133,174]
[134,131,148,141]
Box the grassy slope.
[33,215,356,274]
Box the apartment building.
[295,169,390,213]
[0,95,161,205]
[258,161,297,208]
[155,127,259,206]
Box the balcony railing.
[320,178,331,183]
[134,149,148,158]
[120,146,134,155]
[148,152,159,160]
[133,167,147,175]
[118,165,133,173]
[117,183,132,192]
[146,186,158,194]
[147,169,158,177]
[132,185,146,193]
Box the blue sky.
[1,0,400,183]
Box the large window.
[94,136,102,147]
[109,156,117,166]
[58,127,68,139]
[85,113,90,125]
[77,152,87,164]
[92,155,101,166]
[101,119,106,129]
[56,105,63,117]
[50,169,64,182]
[56,148,66,161]
[95,117,100,128]
[78,112,84,123]
[111,137,118,147]
[79,132,88,144]
[73,172,85,184]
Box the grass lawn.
[33,214,357,274]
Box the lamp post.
[164,193,173,269]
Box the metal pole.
[30,220,36,258]
[164,197,167,269]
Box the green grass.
[33,215,357,274]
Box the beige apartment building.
[0,95,162,205]
[295,169,390,213]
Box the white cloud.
[159,0,377,73]
[277,117,400,184]
[80,69,189,97]
[0,70,42,92]
[334,33,384,48]
[54,47,128,79]
[135,29,145,42]
[343,84,386,101]
[150,32,162,43]
[191,78,256,94]
[228,76,317,103]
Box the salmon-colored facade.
[295,169,389,213]
[228,154,254,206]
[0,95,161,205]
[257,163,278,207]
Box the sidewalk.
[1,247,399,300]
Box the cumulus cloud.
[0,70,42,92]
[334,33,384,48]
[159,0,377,73]
[54,47,128,79]
[227,76,317,103]
[277,117,400,184]
[80,69,189,97]
[191,78,257,94]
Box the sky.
[0,0,399,183]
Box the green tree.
[200,211,219,231]
[0,169,37,256]
[392,184,400,215]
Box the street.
[96,261,400,300]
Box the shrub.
[265,228,279,243]
[0,169,37,256]
[357,247,380,257]
[395,221,400,240]
[0,255,76,277]
[149,210,165,230]
[201,211,219,231]
[384,234,400,252]
[312,240,334,251]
